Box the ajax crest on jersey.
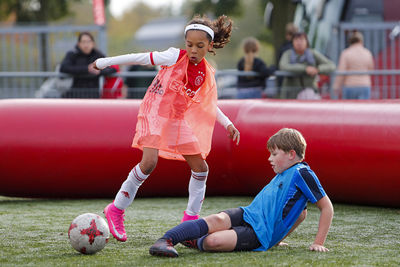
[68,213,110,254]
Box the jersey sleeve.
[295,167,326,203]
[95,47,180,69]
[216,107,232,129]
[150,47,180,66]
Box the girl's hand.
[227,124,240,145]
[309,243,329,252]
[91,60,102,71]
[88,62,100,74]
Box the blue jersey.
[241,162,326,251]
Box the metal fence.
[2,22,400,99]
[0,24,106,97]
[331,22,400,98]
[2,69,400,100]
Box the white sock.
[114,164,149,210]
[186,170,208,216]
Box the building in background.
[133,17,186,50]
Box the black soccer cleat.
[181,239,198,249]
[149,238,179,258]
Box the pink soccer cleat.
[181,211,199,222]
[104,203,127,242]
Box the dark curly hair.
[186,14,233,55]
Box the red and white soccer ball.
[68,213,110,254]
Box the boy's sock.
[185,170,208,216]
[162,219,209,245]
[114,164,149,210]
[196,234,209,251]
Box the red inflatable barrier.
[0,99,399,207]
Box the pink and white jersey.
[132,48,206,98]
[95,48,232,128]
[97,48,206,98]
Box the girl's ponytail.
[186,14,233,55]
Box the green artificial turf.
[0,196,399,266]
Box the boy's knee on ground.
[202,234,222,250]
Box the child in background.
[149,128,333,257]
[236,37,272,99]
[101,65,127,99]
[94,15,240,242]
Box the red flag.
[93,0,106,25]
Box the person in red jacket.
[101,65,126,99]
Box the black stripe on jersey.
[299,168,324,201]
[282,188,303,220]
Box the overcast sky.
[109,0,184,18]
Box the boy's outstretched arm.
[310,195,334,252]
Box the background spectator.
[236,37,272,99]
[276,23,299,67]
[275,23,299,93]
[279,32,335,99]
[333,31,374,99]
[60,32,116,98]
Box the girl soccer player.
[94,15,240,242]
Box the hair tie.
[184,24,214,40]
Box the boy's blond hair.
[267,128,307,160]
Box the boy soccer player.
[149,128,334,257]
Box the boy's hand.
[227,124,240,145]
[309,243,329,252]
